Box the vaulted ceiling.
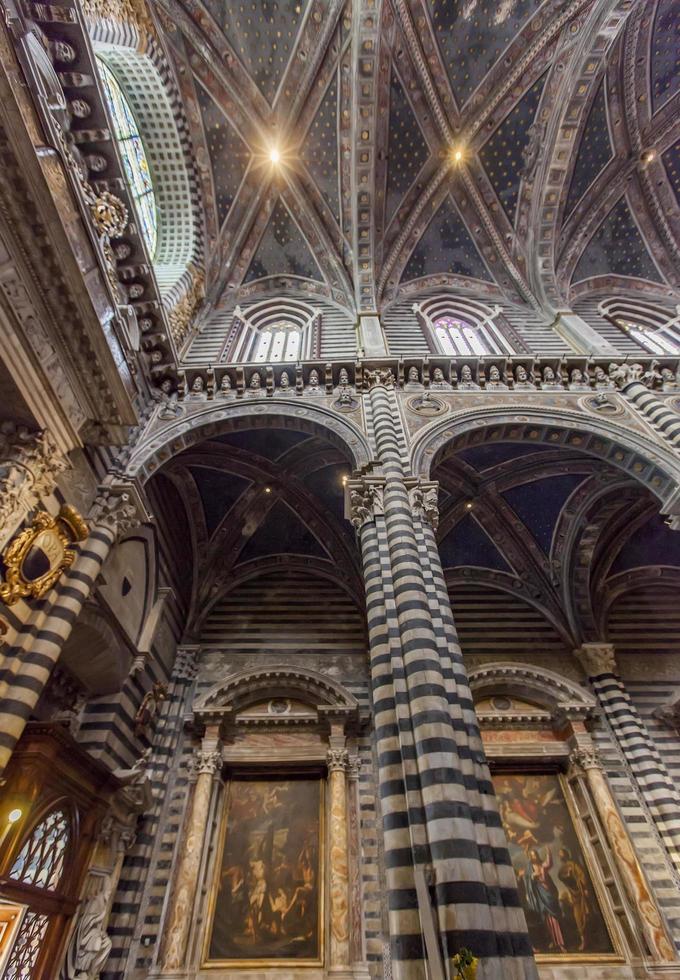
[149,0,680,319]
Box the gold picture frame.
[202,774,325,969]
[0,505,89,605]
[493,770,623,964]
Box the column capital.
[89,482,150,539]
[346,479,384,531]
[347,755,361,781]
[327,747,349,773]
[408,480,439,531]
[568,745,603,774]
[574,642,617,678]
[364,367,395,390]
[188,747,223,781]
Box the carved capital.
[347,755,361,781]
[568,746,602,774]
[89,484,149,539]
[365,367,395,390]
[0,423,67,550]
[188,748,222,780]
[327,747,349,773]
[347,480,384,531]
[172,648,199,681]
[574,642,617,678]
[409,481,439,531]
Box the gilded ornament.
[90,191,128,239]
[0,504,89,605]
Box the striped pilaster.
[576,643,680,876]
[0,524,115,776]
[621,380,680,448]
[361,376,536,979]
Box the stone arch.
[194,663,359,715]
[411,404,680,518]
[468,662,597,717]
[125,399,373,481]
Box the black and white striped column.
[576,642,680,876]
[356,374,536,980]
[0,488,143,777]
[620,380,680,448]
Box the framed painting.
[204,775,324,967]
[492,772,619,961]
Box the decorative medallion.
[0,505,89,605]
[407,393,448,416]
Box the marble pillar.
[569,747,676,962]
[328,743,351,972]
[159,732,222,973]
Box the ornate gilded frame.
[201,772,326,970]
[0,505,89,605]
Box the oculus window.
[98,60,158,257]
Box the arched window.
[414,297,518,356]
[4,807,72,979]
[9,808,69,891]
[97,59,157,257]
[252,322,302,363]
[433,314,492,355]
[600,298,680,355]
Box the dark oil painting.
[207,777,322,963]
[493,772,614,957]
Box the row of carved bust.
[152,358,679,414]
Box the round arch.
[194,663,360,716]
[126,399,373,481]
[411,404,680,517]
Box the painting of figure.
[206,777,322,964]
[492,772,614,957]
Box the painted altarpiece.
[469,663,678,974]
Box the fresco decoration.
[493,772,615,958]
[206,777,323,965]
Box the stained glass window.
[433,315,493,356]
[615,317,680,355]
[9,809,69,892]
[253,323,302,363]
[98,60,157,256]
[4,912,49,980]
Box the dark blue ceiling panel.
[565,80,613,217]
[572,196,662,284]
[457,442,553,471]
[385,72,429,225]
[244,199,323,283]
[479,73,545,224]
[663,139,680,209]
[427,0,544,107]
[651,0,680,112]
[238,498,329,563]
[196,83,250,227]
[204,0,310,104]
[189,467,251,536]
[502,474,585,554]
[439,514,513,572]
[302,462,347,523]
[214,429,311,460]
[302,73,341,224]
[611,512,680,574]
[401,195,492,283]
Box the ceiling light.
[7,808,22,824]
[465,501,473,510]
[269,147,281,164]
[264,486,272,494]
[451,146,464,164]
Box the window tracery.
[4,911,49,980]
[252,321,302,363]
[9,808,69,891]
[600,298,680,355]
[225,300,321,363]
[414,297,515,356]
[97,59,157,257]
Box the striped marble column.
[620,379,680,448]
[0,487,144,777]
[576,642,680,875]
[355,372,536,980]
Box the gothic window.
[252,322,302,363]
[433,315,493,356]
[98,59,158,257]
[415,297,514,355]
[600,299,680,355]
[9,808,69,892]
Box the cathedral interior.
[1,0,680,978]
